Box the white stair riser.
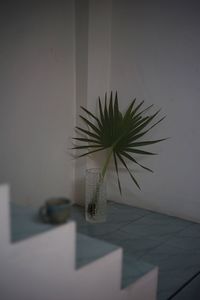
[76,249,123,300]
[0,183,158,300]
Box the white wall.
[78,0,200,222]
[0,1,76,205]
[1,0,199,222]
[108,0,200,222]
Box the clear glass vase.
[85,168,107,223]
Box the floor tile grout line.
[166,270,200,300]
[73,203,200,300]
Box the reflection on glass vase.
[85,168,107,223]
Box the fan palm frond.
[73,91,166,193]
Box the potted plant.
[73,91,166,222]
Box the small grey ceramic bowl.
[39,198,72,224]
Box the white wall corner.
[74,0,112,205]
[87,0,112,105]
[74,0,89,205]
[0,184,11,250]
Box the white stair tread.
[11,202,156,289]
[76,232,119,269]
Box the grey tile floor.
[11,201,200,300]
[71,201,200,300]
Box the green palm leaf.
[124,148,157,155]
[73,91,166,192]
[113,152,122,194]
[79,116,101,136]
[117,153,141,190]
[76,126,100,140]
[120,151,153,173]
[80,106,103,130]
[75,147,106,158]
[73,137,101,144]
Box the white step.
[0,183,158,300]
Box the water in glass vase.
[85,168,107,223]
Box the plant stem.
[101,146,114,179]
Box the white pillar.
[0,184,10,252]
[74,0,112,205]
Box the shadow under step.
[76,232,156,290]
